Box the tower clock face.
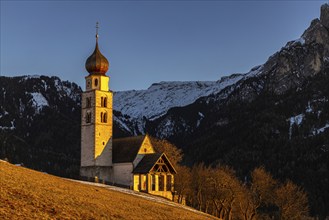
[87,79,91,89]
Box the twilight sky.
[0,1,326,91]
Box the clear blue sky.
[0,1,326,91]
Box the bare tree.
[174,165,192,204]
[149,136,183,166]
[275,181,309,220]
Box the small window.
[86,112,91,123]
[104,112,107,123]
[100,112,107,123]
[86,97,91,108]
[94,78,98,87]
[101,97,107,107]
[104,97,107,107]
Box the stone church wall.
[113,163,133,187]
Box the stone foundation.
[80,166,113,183]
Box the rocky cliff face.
[233,3,329,98]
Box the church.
[80,26,177,200]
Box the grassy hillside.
[0,161,215,220]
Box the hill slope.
[0,160,215,220]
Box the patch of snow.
[288,114,304,139]
[54,79,79,101]
[0,120,15,130]
[245,65,264,78]
[19,98,25,113]
[294,37,305,45]
[30,92,48,113]
[114,115,132,133]
[196,112,205,127]
[321,145,329,153]
[23,75,41,80]
[284,37,306,49]
[312,123,329,135]
[306,101,312,113]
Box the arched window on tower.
[104,97,107,107]
[104,112,107,123]
[86,112,91,123]
[86,97,91,108]
[101,97,107,107]
[94,78,98,87]
[100,112,104,123]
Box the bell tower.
[80,22,113,182]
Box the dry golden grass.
[0,161,215,220]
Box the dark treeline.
[175,164,309,220]
[152,137,309,220]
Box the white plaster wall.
[95,138,112,166]
[81,91,95,167]
[113,163,133,187]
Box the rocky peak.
[320,3,329,29]
[254,4,329,95]
[302,19,328,45]
[302,4,329,48]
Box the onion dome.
[85,24,109,75]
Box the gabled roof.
[132,153,162,173]
[112,135,145,163]
[133,153,177,174]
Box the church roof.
[112,135,146,163]
[85,22,109,76]
[133,153,177,174]
[132,153,162,174]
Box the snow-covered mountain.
[114,75,243,120]
[113,66,264,135]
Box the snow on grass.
[70,179,213,218]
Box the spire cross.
[96,22,99,40]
